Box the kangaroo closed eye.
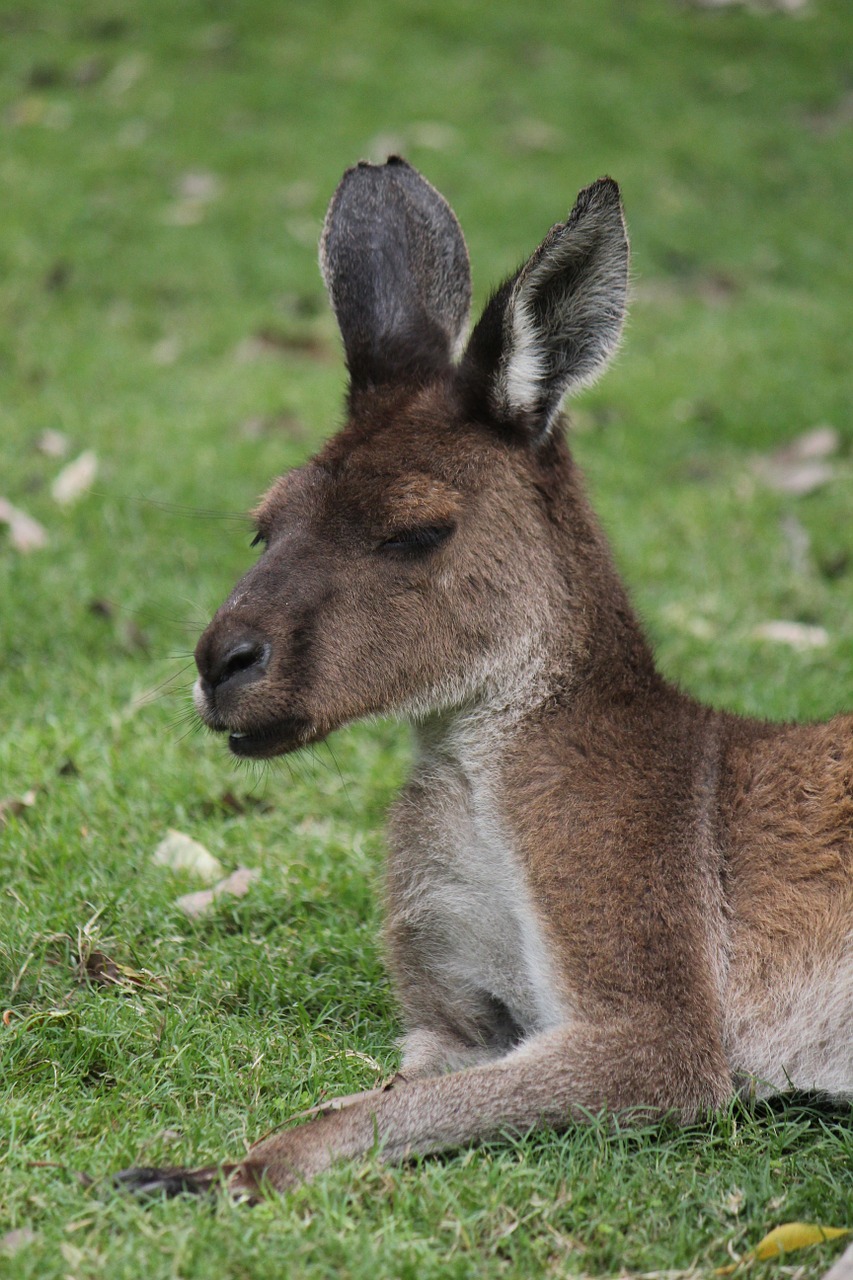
[379,525,456,553]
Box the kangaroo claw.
[112,1163,227,1198]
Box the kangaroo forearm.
[233,1023,732,1193]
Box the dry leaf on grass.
[177,170,221,202]
[822,1238,853,1280]
[686,0,807,9]
[162,170,222,226]
[716,1222,850,1274]
[752,620,829,650]
[753,425,840,496]
[106,54,146,97]
[0,498,48,552]
[723,1187,744,1216]
[51,450,98,505]
[120,619,150,654]
[35,428,69,457]
[364,123,459,164]
[344,1048,384,1074]
[506,117,564,154]
[80,949,166,992]
[0,789,38,827]
[176,866,260,918]
[197,790,274,818]
[151,336,182,365]
[408,121,459,150]
[233,327,333,364]
[153,829,223,882]
[779,513,812,576]
[1,1228,37,1255]
[281,178,316,209]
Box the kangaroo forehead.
[255,459,468,529]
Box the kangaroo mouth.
[224,718,321,759]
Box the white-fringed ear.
[460,178,628,439]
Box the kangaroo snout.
[193,619,271,730]
[193,605,323,759]
[196,630,270,693]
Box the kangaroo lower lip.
[225,720,318,758]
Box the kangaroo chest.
[387,734,568,1046]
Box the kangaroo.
[120,157,852,1199]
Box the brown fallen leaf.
[779,513,812,577]
[80,949,166,992]
[408,121,459,151]
[51,450,98,505]
[0,789,38,827]
[121,619,150,654]
[199,790,273,817]
[752,620,829,650]
[177,170,222,202]
[88,597,115,618]
[44,260,71,292]
[153,829,223,882]
[366,130,407,162]
[151,335,182,365]
[364,123,458,161]
[27,63,63,89]
[35,427,70,457]
[777,424,840,461]
[106,54,146,97]
[162,172,222,229]
[1,1228,37,1255]
[6,95,48,127]
[686,0,807,9]
[176,866,260,918]
[281,178,316,209]
[73,56,107,87]
[819,549,850,581]
[234,327,333,364]
[506,117,564,154]
[0,497,48,552]
[344,1048,384,1074]
[753,425,840,496]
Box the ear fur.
[460,177,628,439]
[320,157,471,393]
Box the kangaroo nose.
[195,632,270,691]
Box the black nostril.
[205,637,270,690]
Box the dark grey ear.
[460,177,628,439]
[319,157,471,393]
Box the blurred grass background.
[0,1,851,1276]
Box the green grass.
[1,0,851,1275]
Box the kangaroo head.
[193,158,629,759]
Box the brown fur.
[120,160,852,1200]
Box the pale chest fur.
[385,712,569,1057]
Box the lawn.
[0,0,851,1276]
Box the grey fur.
[319,156,471,391]
[463,177,629,437]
